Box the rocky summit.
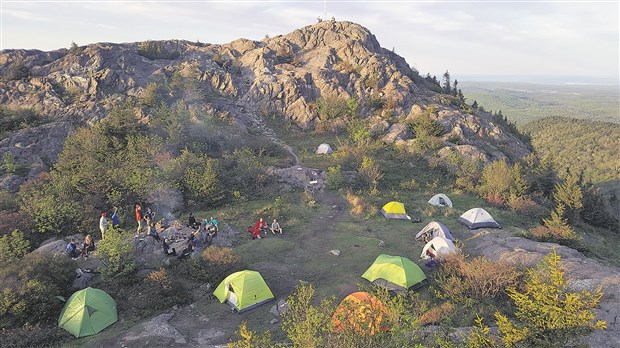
[0,21,528,190]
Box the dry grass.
[345,191,377,218]
[202,246,242,265]
[418,302,455,326]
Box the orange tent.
[332,292,389,335]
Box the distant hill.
[459,80,620,125]
[523,116,620,184]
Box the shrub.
[202,246,241,265]
[345,191,377,218]
[495,250,606,347]
[96,227,136,280]
[529,204,580,242]
[0,230,31,262]
[281,283,334,348]
[228,322,273,348]
[31,196,83,235]
[6,61,30,81]
[137,41,180,60]
[0,254,75,328]
[326,165,345,190]
[1,324,71,348]
[141,269,191,311]
[1,152,29,176]
[418,302,455,326]
[435,253,520,303]
[358,156,383,195]
[346,118,372,147]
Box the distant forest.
[459,81,619,125]
[523,117,620,184]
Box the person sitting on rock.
[148,222,161,242]
[163,238,176,256]
[65,239,82,259]
[270,218,283,235]
[249,218,268,239]
[207,217,218,231]
[178,234,196,259]
[188,212,200,229]
[82,235,95,256]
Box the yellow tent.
[380,201,410,220]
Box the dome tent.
[380,201,411,220]
[58,287,117,338]
[361,254,427,292]
[458,208,501,229]
[420,236,459,260]
[428,193,453,208]
[316,143,333,154]
[415,221,454,242]
[213,270,274,312]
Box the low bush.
[435,253,521,304]
[173,247,244,286]
[326,165,345,190]
[137,41,180,60]
[96,227,136,280]
[0,254,75,328]
[1,324,71,348]
[0,230,31,262]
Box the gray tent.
[415,221,454,242]
[458,208,501,229]
[316,143,333,154]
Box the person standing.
[111,207,120,228]
[99,212,108,240]
[135,204,144,237]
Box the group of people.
[65,235,95,259]
[99,207,120,241]
[247,218,283,240]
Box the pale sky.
[1,0,618,78]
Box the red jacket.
[136,207,143,221]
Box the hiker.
[144,207,155,227]
[82,235,95,256]
[163,238,176,256]
[188,212,199,229]
[206,217,218,232]
[270,218,283,235]
[205,222,218,246]
[178,234,196,259]
[148,222,161,242]
[99,212,108,240]
[135,204,144,236]
[65,239,82,259]
[111,207,120,228]
[249,218,268,239]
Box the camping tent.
[420,237,459,260]
[332,292,389,335]
[58,287,117,338]
[458,208,501,229]
[415,221,454,242]
[361,254,427,292]
[428,193,453,208]
[213,270,274,312]
[380,201,411,220]
[316,143,334,154]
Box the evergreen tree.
[472,100,479,109]
[553,170,583,222]
[442,70,451,94]
[452,79,459,96]
[495,251,606,347]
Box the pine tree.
[442,70,451,94]
[553,170,583,222]
[472,100,479,109]
[495,250,606,347]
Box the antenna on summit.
[323,0,327,18]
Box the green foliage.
[165,150,224,205]
[358,156,384,195]
[281,283,334,348]
[346,117,372,147]
[0,107,46,138]
[1,152,29,176]
[0,253,75,328]
[326,165,345,190]
[524,117,620,184]
[0,230,31,263]
[580,185,619,231]
[68,41,83,55]
[529,204,579,242]
[140,82,164,107]
[477,160,529,204]
[137,40,180,60]
[97,227,136,280]
[228,322,273,348]
[495,250,606,347]
[1,324,70,348]
[553,170,583,221]
[313,96,359,122]
[466,315,498,348]
[5,61,30,81]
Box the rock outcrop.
[0,21,529,190]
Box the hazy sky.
[1,0,618,78]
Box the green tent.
[58,287,117,338]
[213,270,274,313]
[361,254,427,292]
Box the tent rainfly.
[428,193,453,208]
[420,236,459,260]
[316,143,334,154]
[58,287,118,338]
[332,292,389,335]
[415,221,454,242]
[380,201,411,220]
[361,254,427,292]
[458,208,501,229]
[213,270,274,313]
